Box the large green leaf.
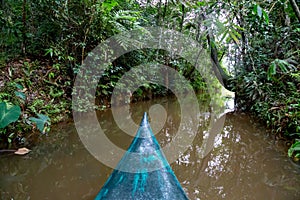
[29,114,50,133]
[0,102,21,128]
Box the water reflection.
[175,113,300,199]
[0,97,299,199]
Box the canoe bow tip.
[141,112,148,126]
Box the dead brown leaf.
[14,147,31,155]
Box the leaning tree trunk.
[289,0,300,23]
[200,14,233,91]
[22,0,27,55]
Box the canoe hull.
[95,113,188,200]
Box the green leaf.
[220,30,229,43]
[15,91,26,100]
[229,31,240,45]
[288,141,300,157]
[267,62,276,80]
[232,24,245,31]
[102,0,119,12]
[29,114,50,133]
[262,10,269,24]
[5,130,14,143]
[277,59,289,72]
[15,83,24,90]
[290,132,300,137]
[136,88,143,96]
[197,1,206,7]
[0,102,21,128]
[292,146,300,151]
[215,20,226,33]
[288,147,293,157]
[102,89,108,95]
[45,48,53,57]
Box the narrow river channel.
[0,96,299,199]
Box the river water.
[0,96,299,199]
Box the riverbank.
[0,58,299,163]
[0,58,72,148]
[234,64,300,162]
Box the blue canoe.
[95,113,189,200]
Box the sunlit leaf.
[220,30,229,43]
[288,141,300,157]
[197,1,206,7]
[232,24,245,31]
[45,48,53,57]
[102,0,118,12]
[229,31,240,45]
[262,10,269,24]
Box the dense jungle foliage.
[0,0,299,159]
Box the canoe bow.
[95,112,188,200]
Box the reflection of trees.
[1,103,300,199]
[173,113,300,200]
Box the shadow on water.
[0,96,299,199]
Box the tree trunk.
[289,0,300,23]
[179,4,185,32]
[22,0,27,55]
[200,14,233,91]
[207,32,232,90]
[162,0,168,23]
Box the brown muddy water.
[0,96,299,200]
